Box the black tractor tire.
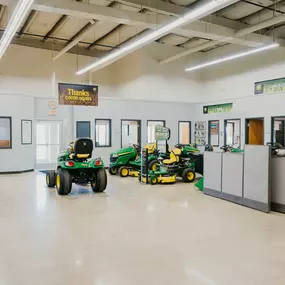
[108,167,117,175]
[119,166,129,177]
[46,170,56,187]
[148,159,159,171]
[56,169,72,195]
[92,168,107,192]
[182,168,196,183]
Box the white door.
[36,121,63,170]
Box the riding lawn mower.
[46,138,107,195]
[108,143,169,177]
[139,145,197,185]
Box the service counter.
[204,145,272,213]
[271,156,285,213]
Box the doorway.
[121,120,141,148]
[224,119,241,147]
[36,120,63,170]
[245,118,264,145]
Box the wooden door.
[248,120,264,145]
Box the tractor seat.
[163,148,181,164]
[144,142,156,154]
[69,138,93,160]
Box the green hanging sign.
[203,103,233,114]
[254,78,285,95]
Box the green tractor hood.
[111,147,137,156]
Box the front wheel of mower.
[119,166,129,177]
[108,167,117,175]
[46,170,56,187]
[182,168,196,183]
[91,168,107,192]
[148,176,158,185]
[148,159,159,171]
[56,169,72,195]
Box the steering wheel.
[133,144,140,151]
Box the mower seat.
[69,138,93,160]
[163,148,181,164]
[144,142,156,154]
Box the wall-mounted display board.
[194,121,206,145]
[58,83,98,106]
[0,117,12,149]
[203,103,233,114]
[21,120,32,145]
[255,77,285,95]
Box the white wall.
[0,43,200,171]
[73,98,196,164]
[107,43,202,103]
[192,47,285,148]
[0,95,34,172]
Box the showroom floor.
[0,172,285,285]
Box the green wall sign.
[254,78,285,95]
[203,103,233,114]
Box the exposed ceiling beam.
[115,0,249,29]
[0,0,281,49]
[114,0,187,15]
[88,7,148,51]
[0,31,108,57]
[88,24,124,50]
[0,0,272,48]
[42,15,70,42]
[159,12,285,64]
[42,0,84,43]
[18,10,38,39]
[53,2,118,60]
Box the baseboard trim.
[0,169,34,175]
[204,187,270,213]
[271,202,285,214]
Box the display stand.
[140,148,149,183]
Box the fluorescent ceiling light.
[0,0,35,59]
[185,43,279,72]
[76,0,238,75]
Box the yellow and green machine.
[46,138,107,195]
[140,144,198,184]
[108,143,168,177]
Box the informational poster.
[0,117,11,148]
[58,83,98,106]
[48,100,57,116]
[210,122,218,135]
[21,120,32,145]
[210,121,219,146]
[194,121,206,146]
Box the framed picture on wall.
[21,120,32,145]
[0,117,12,149]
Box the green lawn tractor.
[45,138,107,195]
[109,143,167,177]
[139,147,196,185]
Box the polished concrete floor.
[0,172,285,285]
